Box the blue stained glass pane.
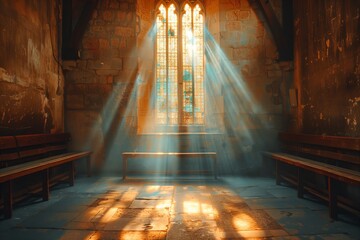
[184,104,193,112]
[183,70,191,81]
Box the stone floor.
[0,176,359,239]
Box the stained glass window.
[155,1,204,125]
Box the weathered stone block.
[240,61,262,77]
[107,75,113,84]
[97,50,119,60]
[110,58,123,69]
[242,23,265,38]
[96,69,120,76]
[122,57,138,70]
[82,38,99,50]
[126,12,135,24]
[111,38,120,47]
[117,11,127,22]
[221,30,241,41]
[87,60,107,70]
[62,61,77,70]
[226,21,241,31]
[119,37,127,48]
[66,83,87,94]
[265,58,275,65]
[114,70,134,83]
[221,1,239,12]
[76,77,98,84]
[267,70,282,78]
[226,10,250,21]
[247,36,264,47]
[99,39,110,49]
[223,47,234,60]
[109,1,119,9]
[66,70,96,82]
[115,27,135,37]
[80,49,100,59]
[120,2,129,11]
[77,60,87,69]
[92,10,98,19]
[265,38,278,59]
[87,58,122,70]
[126,38,137,50]
[93,19,106,26]
[233,47,249,59]
[240,0,251,9]
[84,94,103,109]
[90,26,106,34]
[86,84,101,94]
[102,10,114,21]
[265,63,280,71]
[66,94,84,109]
[100,84,112,95]
[238,34,250,46]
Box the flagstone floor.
[0,176,359,239]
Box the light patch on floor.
[0,176,359,240]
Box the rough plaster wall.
[64,0,137,172]
[0,0,64,135]
[294,0,360,136]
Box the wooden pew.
[122,152,217,179]
[263,132,360,219]
[0,133,91,218]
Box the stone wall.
[219,0,284,120]
[64,0,137,172]
[0,0,64,135]
[64,0,289,174]
[294,0,360,136]
[136,0,155,133]
[210,0,287,173]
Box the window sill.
[137,132,223,136]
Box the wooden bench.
[263,132,360,219]
[0,133,91,218]
[122,152,217,180]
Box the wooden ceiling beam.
[62,0,98,60]
[251,0,293,61]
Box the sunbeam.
[92,12,275,176]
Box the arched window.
[155,1,205,126]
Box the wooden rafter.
[62,0,99,60]
[250,0,293,61]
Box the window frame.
[154,0,205,128]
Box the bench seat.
[122,152,217,179]
[263,132,360,220]
[0,151,91,218]
[0,152,91,182]
[263,152,360,185]
[0,133,92,219]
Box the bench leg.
[328,177,338,220]
[42,169,50,201]
[2,181,13,218]
[122,156,127,180]
[213,156,218,179]
[87,156,91,177]
[69,161,75,186]
[297,168,304,198]
[275,160,281,185]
